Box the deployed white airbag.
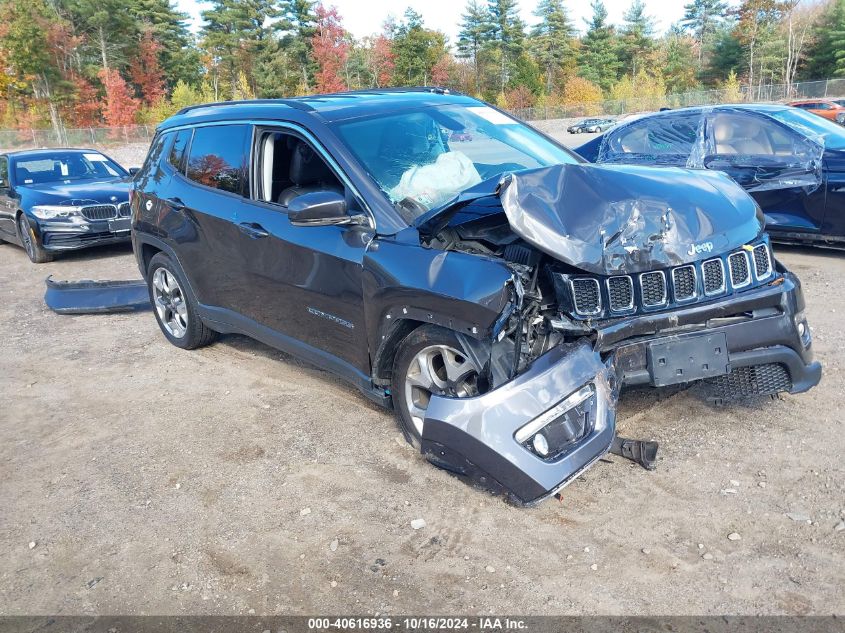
[390,152,482,210]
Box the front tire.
[391,325,483,449]
[147,252,217,350]
[18,214,53,263]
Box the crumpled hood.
[499,163,764,275]
[21,178,130,206]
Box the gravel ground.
[0,131,843,616]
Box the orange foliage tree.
[311,4,349,93]
[130,31,166,106]
[98,67,140,127]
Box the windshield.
[332,104,579,217]
[767,108,845,150]
[14,152,127,185]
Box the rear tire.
[18,214,54,263]
[391,325,483,449]
[147,252,217,350]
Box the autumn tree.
[99,67,140,127]
[311,3,348,93]
[130,30,166,106]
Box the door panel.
[232,203,372,372]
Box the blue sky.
[174,0,691,44]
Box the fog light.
[798,322,806,337]
[532,433,549,456]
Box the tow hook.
[609,436,659,470]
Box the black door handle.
[166,197,185,211]
[238,222,269,239]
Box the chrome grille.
[702,258,725,296]
[81,205,117,220]
[571,278,601,315]
[728,251,751,288]
[753,243,772,279]
[640,271,667,307]
[672,265,696,301]
[117,202,131,217]
[607,276,634,312]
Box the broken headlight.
[31,205,83,220]
[515,384,596,460]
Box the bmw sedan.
[0,148,135,263]
[576,104,845,248]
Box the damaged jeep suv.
[131,89,821,504]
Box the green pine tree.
[577,0,620,93]
[531,0,575,95]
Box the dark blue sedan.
[0,148,135,263]
[576,104,845,248]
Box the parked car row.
[1,90,828,505]
[567,117,616,134]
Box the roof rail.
[174,98,314,116]
[173,87,462,116]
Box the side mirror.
[128,167,141,176]
[288,191,365,227]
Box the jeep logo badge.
[687,241,714,256]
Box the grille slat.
[571,279,601,315]
[562,241,773,319]
[728,251,751,288]
[81,205,117,220]
[672,265,696,301]
[702,258,725,296]
[607,276,634,312]
[640,271,667,307]
[753,243,772,279]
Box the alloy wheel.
[152,268,188,338]
[404,344,480,435]
[19,216,34,260]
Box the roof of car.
[159,88,481,131]
[787,98,842,105]
[4,148,102,158]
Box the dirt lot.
[0,233,844,616]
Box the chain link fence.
[2,78,844,149]
[0,125,155,151]
[510,78,845,121]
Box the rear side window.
[168,129,192,171]
[186,125,251,195]
[607,113,700,160]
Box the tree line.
[0,0,843,137]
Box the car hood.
[498,163,764,275]
[20,178,130,206]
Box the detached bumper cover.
[421,340,618,505]
[44,276,151,314]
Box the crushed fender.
[44,276,151,314]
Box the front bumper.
[33,218,131,252]
[422,340,618,505]
[420,271,820,505]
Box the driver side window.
[0,157,8,187]
[254,130,344,209]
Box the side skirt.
[197,303,391,409]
